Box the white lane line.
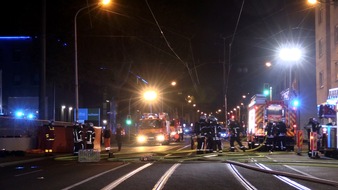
[283,165,319,179]
[227,164,257,190]
[15,169,43,177]
[152,163,181,190]
[61,163,130,190]
[255,163,311,190]
[101,163,153,190]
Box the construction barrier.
[310,132,317,151]
[78,149,100,162]
[297,130,303,148]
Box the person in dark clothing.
[195,115,208,154]
[115,123,124,151]
[85,123,95,149]
[103,128,111,151]
[73,123,84,155]
[265,121,276,152]
[229,119,245,152]
[208,116,223,153]
[276,121,287,151]
[43,120,55,154]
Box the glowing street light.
[143,90,158,101]
[143,89,158,113]
[278,46,303,129]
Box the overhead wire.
[144,0,198,93]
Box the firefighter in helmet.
[195,115,208,154]
[265,121,276,152]
[208,115,223,153]
[44,120,55,154]
[85,123,95,149]
[275,120,287,151]
[229,118,245,152]
[73,122,84,155]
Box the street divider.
[78,149,100,162]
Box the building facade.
[315,1,338,104]
[0,36,41,118]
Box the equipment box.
[78,149,100,162]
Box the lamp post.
[74,0,111,122]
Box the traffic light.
[263,83,270,96]
[126,115,132,125]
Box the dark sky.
[1,0,315,118]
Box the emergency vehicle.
[317,88,338,158]
[136,112,171,145]
[247,94,296,150]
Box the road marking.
[152,163,180,190]
[15,169,43,177]
[283,165,319,179]
[61,163,130,190]
[227,164,258,190]
[255,163,311,190]
[101,163,153,190]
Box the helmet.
[89,122,94,127]
[199,115,207,122]
[48,120,54,125]
[207,116,217,124]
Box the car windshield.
[140,120,162,129]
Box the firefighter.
[203,118,213,153]
[85,123,95,149]
[208,116,223,153]
[265,121,276,152]
[195,115,207,154]
[103,127,112,151]
[229,119,245,152]
[276,120,287,151]
[305,117,321,158]
[178,125,184,141]
[44,120,55,154]
[115,123,124,151]
[73,122,84,155]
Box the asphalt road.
[1,139,338,190]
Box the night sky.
[1,0,316,120]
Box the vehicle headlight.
[156,134,165,142]
[137,135,147,143]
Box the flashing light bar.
[0,36,31,40]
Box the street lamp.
[61,105,66,121]
[68,107,73,122]
[143,89,158,113]
[74,0,111,122]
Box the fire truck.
[136,112,171,145]
[317,88,338,158]
[247,94,296,151]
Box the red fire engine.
[247,94,296,151]
[136,112,171,145]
